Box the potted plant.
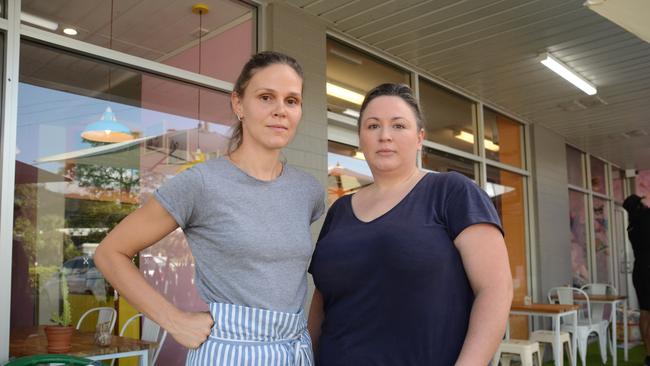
[44,272,74,353]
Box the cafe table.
[10,326,155,366]
[509,303,579,366]
[572,294,628,366]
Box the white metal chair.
[580,283,617,321]
[548,286,609,366]
[117,313,167,366]
[76,306,117,334]
[581,283,618,356]
[493,339,542,366]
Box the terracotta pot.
[44,325,74,353]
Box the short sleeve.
[443,172,503,240]
[311,192,326,224]
[308,198,341,274]
[153,166,204,229]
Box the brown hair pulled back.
[228,51,304,153]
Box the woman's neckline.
[349,172,431,224]
[221,156,287,183]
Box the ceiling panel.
[22,0,251,62]
[289,0,650,169]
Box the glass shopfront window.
[326,38,410,118]
[11,40,238,364]
[421,146,477,181]
[418,79,477,154]
[569,190,589,286]
[483,108,524,168]
[486,166,527,338]
[327,141,371,206]
[566,145,585,188]
[590,157,607,195]
[593,197,611,283]
[612,167,625,203]
[20,0,255,83]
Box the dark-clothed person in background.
[307,83,513,365]
[624,194,650,366]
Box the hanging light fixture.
[81,107,133,143]
[81,0,134,143]
[178,3,210,172]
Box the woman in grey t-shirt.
[96,51,324,366]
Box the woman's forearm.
[95,246,180,330]
[94,199,213,348]
[307,289,325,356]
[455,284,512,366]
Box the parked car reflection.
[42,256,110,302]
[62,256,108,298]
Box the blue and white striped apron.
[186,303,314,366]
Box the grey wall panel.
[531,124,572,301]
[266,1,329,310]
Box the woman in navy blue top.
[308,83,513,365]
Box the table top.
[511,303,580,314]
[575,294,627,302]
[10,326,155,358]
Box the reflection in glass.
[419,79,476,154]
[569,190,589,286]
[487,166,527,338]
[327,141,372,205]
[590,157,607,195]
[566,145,585,187]
[421,147,476,181]
[593,197,611,283]
[20,0,255,83]
[612,167,625,203]
[483,108,523,168]
[12,41,234,364]
[326,39,410,117]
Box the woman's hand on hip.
[168,310,214,349]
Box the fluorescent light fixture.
[327,83,365,105]
[21,12,59,31]
[455,130,475,144]
[484,139,500,152]
[454,131,500,152]
[540,53,597,95]
[342,108,360,118]
[63,28,78,36]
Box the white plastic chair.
[76,306,117,333]
[548,286,609,366]
[117,313,167,366]
[581,283,618,355]
[529,330,573,364]
[493,339,542,366]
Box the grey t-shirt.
[154,157,325,313]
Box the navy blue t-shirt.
[309,172,503,366]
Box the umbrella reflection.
[327,163,373,203]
